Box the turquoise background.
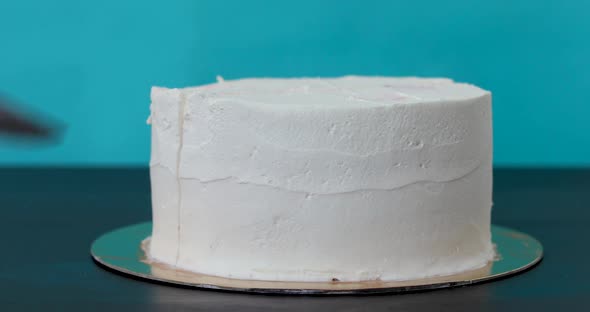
[0,0,588,166]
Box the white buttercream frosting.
[148,76,494,282]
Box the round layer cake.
[147,76,494,282]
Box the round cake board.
[90,222,542,295]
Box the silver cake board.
[90,222,542,295]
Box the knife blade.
[0,96,56,139]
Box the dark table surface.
[1,168,589,311]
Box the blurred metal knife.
[0,95,59,139]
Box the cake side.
[148,87,182,266]
[148,77,494,282]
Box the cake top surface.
[175,76,489,109]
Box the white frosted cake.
[147,76,494,282]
